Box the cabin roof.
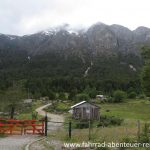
[71,101,100,109]
[71,101,86,108]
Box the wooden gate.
[0,118,45,135]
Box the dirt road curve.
[35,103,64,130]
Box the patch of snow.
[7,35,16,40]
[41,27,60,36]
[68,30,79,35]
[42,30,54,36]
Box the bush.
[138,123,150,143]
[47,90,56,100]
[113,90,127,102]
[107,96,113,103]
[97,115,123,127]
[55,102,69,112]
[76,93,90,102]
[128,91,137,99]
[45,102,70,113]
[75,121,89,129]
[58,92,66,100]
[89,88,98,98]
[68,89,77,100]
[138,94,145,99]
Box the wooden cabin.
[70,101,100,120]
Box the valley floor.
[0,99,149,150]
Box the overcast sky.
[0,0,150,35]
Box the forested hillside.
[1,23,150,99]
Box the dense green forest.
[1,44,150,111]
[0,48,143,103]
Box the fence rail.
[0,118,45,135]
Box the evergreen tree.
[141,46,150,96]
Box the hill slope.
[0,23,149,93]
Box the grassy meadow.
[47,99,150,150]
[101,99,150,122]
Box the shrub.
[113,90,127,102]
[76,93,90,102]
[47,90,56,100]
[73,120,90,129]
[97,115,123,127]
[138,94,145,99]
[139,134,149,143]
[128,91,137,99]
[89,88,98,98]
[45,102,70,113]
[55,102,69,112]
[138,123,150,143]
[107,96,113,103]
[75,122,89,129]
[58,92,66,100]
[68,92,75,100]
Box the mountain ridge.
[0,22,150,57]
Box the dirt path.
[35,103,64,130]
[32,103,65,149]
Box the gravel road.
[35,103,64,131]
[0,135,38,150]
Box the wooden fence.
[0,118,45,135]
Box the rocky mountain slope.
[1,23,150,57]
[0,22,149,85]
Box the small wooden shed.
[70,101,100,120]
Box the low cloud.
[0,0,150,35]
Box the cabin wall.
[72,103,100,120]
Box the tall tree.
[141,46,150,96]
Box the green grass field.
[100,99,150,122]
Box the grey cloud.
[0,0,61,35]
[0,0,150,35]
